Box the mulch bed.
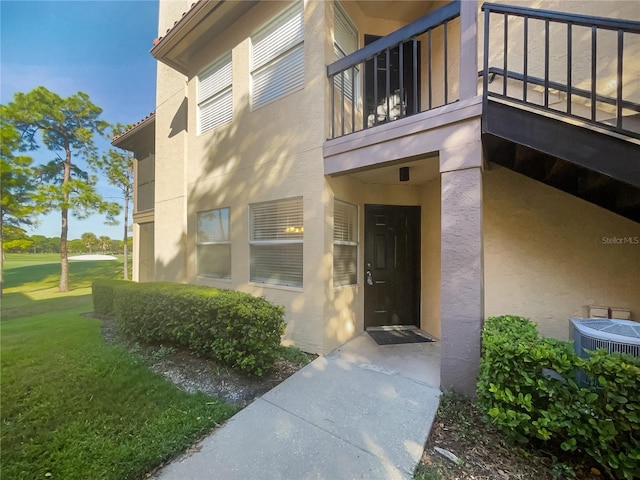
[416,395,604,480]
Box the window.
[333,2,358,102]
[251,1,304,109]
[250,197,303,287]
[197,208,231,279]
[334,200,357,287]
[197,53,232,134]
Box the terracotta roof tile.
[152,1,202,48]
[112,112,156,143]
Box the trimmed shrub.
[477,315,640,480]
[92,279,129,315]
[92,281,285,376]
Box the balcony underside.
[483,131,640,223]
[483,99,640,190]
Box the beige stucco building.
[114,0,640,395]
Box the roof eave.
[150,0,259,75]
[112,113,156,151]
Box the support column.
[459,0,479,100]
[440,141,484,396]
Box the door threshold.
[366,325,419,332]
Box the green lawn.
[0,254,236,479]
[1,253,129,321]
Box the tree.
[93,123,133,279]
[81,232,98,254]
[31,235,49,253]
[3,87,120,291]
[2,226,33,253]
[68,239,84,254]
[99,235,111,254]
[0,108,39,289]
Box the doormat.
[367,329,434,346]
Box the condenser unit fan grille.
[570,318,640,358]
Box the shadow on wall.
[169,97,188,138]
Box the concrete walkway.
[155,332,441,480]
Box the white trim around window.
[196,207,231,279]
[249,197,303,288]
[250,1,304,109]
[333,199,358,287]
[197,52,232,135]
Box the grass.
[0,254,236,479]
[1,253,129,321]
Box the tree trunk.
[59,147,72,292]
[59,207,69,292]
[0,214,4,296]
[123,191,129,281]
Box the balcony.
[327,1,464,140]
[325,1,640,218]
[481,3,640,220]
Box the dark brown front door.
[364,205,421,328]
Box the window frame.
[196,207,231,280]
[250,0,305,110]
[333,199,358,287]
[249,197,304,288]
[197,52,233,135]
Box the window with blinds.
[250,197,303,287]
[334,199,358,287]
[333,2,358,102]
[251,1,304,109]
[196,208,231,279]
[198,53,232,135]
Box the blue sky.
[1,0,159,240]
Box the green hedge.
[477,315,640,480]
[92,280,285,376]
[92,279,128,315]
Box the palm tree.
[99,235,111,254]
[81,232,98,254]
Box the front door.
[364,205,421,328]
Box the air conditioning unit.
[570,317,640,358]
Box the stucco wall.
[484,167,640,340]
[153,1,331,354]
[421,177,441,339]
[155,0,191,283]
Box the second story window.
[334,2,358,102]
[251,1,304,109]
[197,52,232,135]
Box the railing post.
[616,29,623,129]
[459,0,478,100]
[482,6,490,107]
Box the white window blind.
[251,1,304,109]
[198,53,232,134]
[250,197,303,287]
[333,2,358,102]
[197,208,231,279]
[333,199,358,287]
